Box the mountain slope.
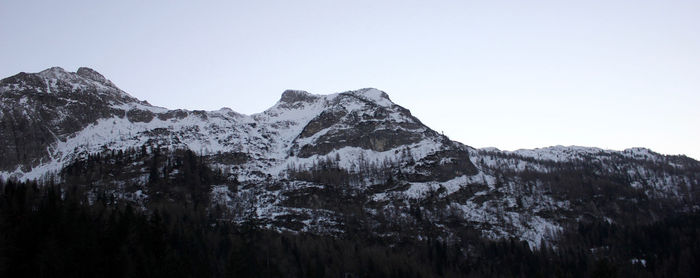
[1,67,698,247]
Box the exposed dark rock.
[280,90,317,104]
[157,109,189,121]
[0,72,45,89]
[299,108,347,138]
[297,124,425,158]
[126,109,155,123]
[191,110,208,120]
[76,67,108,83]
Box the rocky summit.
[1,67,699,248]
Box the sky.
[1,0,699,159]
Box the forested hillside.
[2,158,699,277]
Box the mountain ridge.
[1,67,698,248]
[1,67,693,178]
[4,67,681,158]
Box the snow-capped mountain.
[1,67,698,247]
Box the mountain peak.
[76,67,108,83]
[280,89,318,104]
[1,66,140,108]
[41,66,67,73]
[342,88,393,107]
[31,66,117,89]
[353,87,390,99]
[38,66,71,79]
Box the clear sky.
[1,0,699,159]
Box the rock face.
[1,67,699,247]
[0,67,142,171]
[292,90,434,158]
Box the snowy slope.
[1,69,447,184]
[1,67,698,248]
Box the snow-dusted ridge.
[1,67,698,248]
[1,68,433,182]
[505,145,662,162]
[0,67,694,189]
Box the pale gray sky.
[1,0,699,159]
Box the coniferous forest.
[1,151,699,277]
